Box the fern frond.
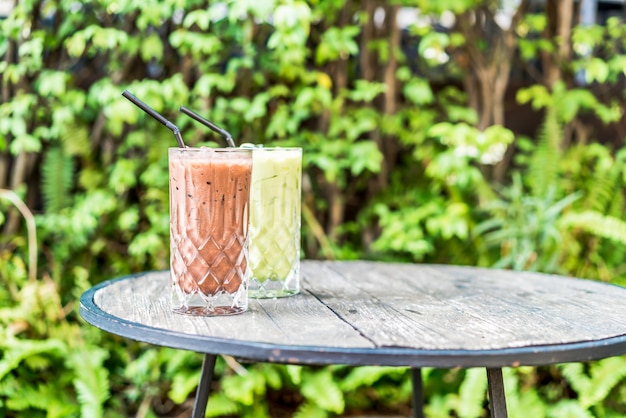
[339,366,405,391]
[41,146,74,213]
[581,357,626,408]
[559,211,626,246]
[548,399,594,418]
[4,380,78,417]
[503,368,548,418]
[587,166,617,213]
[67,346,110,418]
[74,374,108,418]
[558,363,591,395]
[577,144,621,213]
[293,401,328,418]
[168,371,201,404]
[528,107,562,197]
[300,369,345,414]
[0,338,67,380]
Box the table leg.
[192,353,217,418]
[410,367,424,418]
[486,368,508,418]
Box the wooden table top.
[80,260,626,368]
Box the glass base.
[173,305,246,316]
[249,277,299,299]
[171,285,247,316]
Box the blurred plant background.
[2,0,626,416]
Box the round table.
[80,260,626,418]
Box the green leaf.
[108,159,138,194]
[91,26,128,50]
[65,32,87,57]
[273,2,311,31]
[245,92,270,122]
[118,207,139,231]
[8,116,27,136]
[316,26,360,64]
[457,368,487,418]
[557,89,597,122]
[339,366,405,391]
[230,97,250,114]
[516,85,551,109]
[37,70,68,97]
[183,9,211,30]
[128,231,163,258]
[141,33,163,61]
[349,141,382,175]
[349,80,386,102]
[193,73,233,95]
[608,55,626,77]
[403,78,434,105]
[257,364,283,390]
[9,134,41,154]
[418,32,450,64]
[286,365,303,385]
[585,57,609,83]
[205,393,240,417]
[222,372,265,405]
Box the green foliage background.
[2,0,626,416]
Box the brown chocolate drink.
[169,147,252,315]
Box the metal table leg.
[192,354,218,418]
[411,367,424,418]
[486,368,508,418]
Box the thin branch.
[0,189,37,281]
[302,201,335,260]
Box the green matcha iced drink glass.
[248,147,302,298]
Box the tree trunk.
[361,3,402,251]
[322,1,354,242]
[542,0,574,88]
[456,2,528,129]
[453,1,529,183]
[377,3,400,190]
[360,0,377,82]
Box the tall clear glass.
[169,147,252,315]
[248,148,302,298]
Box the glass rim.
[168,147,253,152]
[248,147,302,151]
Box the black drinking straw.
[122,90,186,148]
[179,106,236,148]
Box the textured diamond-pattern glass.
[169,147,252,315]
[248,148,302,298]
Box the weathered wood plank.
[94,270,373,349]
[301,260,626,350]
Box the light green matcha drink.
[248,148,302,298]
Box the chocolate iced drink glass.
[169,147,252,316]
